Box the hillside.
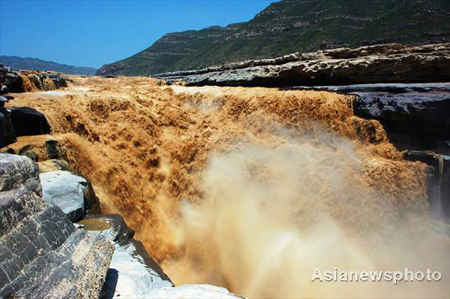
[0,55,97,75]
[97,0,450,76]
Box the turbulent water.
[8,77,449,298]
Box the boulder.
[10,107,51,137]
[47,73,68,89]
[45,139,62,159]
[0,64,23,93]
[0,153,114,298]
[40,170,100,222]
[0,107,16,148]
[157,43,450,87]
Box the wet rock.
[40,170,100,222]
[48,73,68,89]
[79,214,173,298]
[144,284,244,299]
[45,139,62,159]
[10,107,51,137]
[38,159,69,173]
[0,96,13,107]
[404,151,450,219]
[0,64,23,93]
[81,214,135,245]
[288,82,450,93]
[100,240,174,298]
[157,43,450,87]
[19,145,39,161]
[0,107,16,148]
[81,213,243,299]
[351,86,450,154]
[0,64,68,93]
[1,137,65,162]
[289,83,450,154]
[0,153,114,298]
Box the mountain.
[0,55,97,75]
[97,0,450,76]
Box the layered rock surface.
[0,64,67,93]
[0,154,114,298]
[291,82,450,218]
[291,83,450,154]
[157,43,450,87]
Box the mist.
[160,132,449,298]
[9,78,449,298]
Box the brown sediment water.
[78,218,111,231]
[6,76,449,298]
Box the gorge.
[1,69,449,297]
[1,0,450,297]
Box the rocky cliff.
[0,149,244,298]
[157,43,450,86]
[97,0,450,76]
[0,154,114,298]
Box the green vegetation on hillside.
[98,0,450,76]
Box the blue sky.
[0,0,275,68]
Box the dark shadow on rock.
[0,107,16,148]
[404,151,450,220]
[10,107,51,137]
[100,268,119,299]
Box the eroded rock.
[80,213,244,299]
[0,107,16,148]
[0,153,114,298]
[10,107,51,137]
[404,151,450,218]
[157,43,450,87]
[354,90,450,153]
[40,170,100,222]
[0,64,68,93]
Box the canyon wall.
[157,43,450,86]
